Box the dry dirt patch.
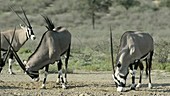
[0,70,170,96]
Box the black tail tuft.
[42,15,55,31]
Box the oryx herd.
[0,6,154,92]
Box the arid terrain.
[0,70,170,96]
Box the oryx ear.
[20,24,25,29]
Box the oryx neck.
[16,29,28,47]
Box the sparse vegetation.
[0,0,170,72]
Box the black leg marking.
[148,51,153,88]
[138,61,144,84]
[41,65,49,89]
[57,59,62,84]
[8,52,15,75]
[64,44,70,84]
[129,64,136,90]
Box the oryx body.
[25,16,71,89]
[113,31,154,92]
[0,7,35,74]
[8,16,71,89]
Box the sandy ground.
[0,70,170,96]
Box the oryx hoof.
[56,79,60,84]
[64,81,68,84]
[9,72,15,75]
[64,78,67,84]
[130,84,136,90]
[136,83,141,88]
[62,84,67,89]
[148,83,152,89]
[117,86,124,92]
[130,87,136,90]
[40,84,46,89]
[40,86,46,89]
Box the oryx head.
[112,62,129,92]
[20,24,35,40]
[110,28,129,92]
[112,49,130,92]
[26,69,39,82]
[10,6,36,40]
[23,60,39,82]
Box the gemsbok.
[0,7,36,74]
[110,31,154,92]
[4,15,71,89]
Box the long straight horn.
[110,26,114,74]
[3,27,16,62]
[9,6,28,26]
[21,7,31,27]
[3,35,26,71]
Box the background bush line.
[0,0,170,72]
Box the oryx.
[110,31,154,92]
[0,7,36,74]
[5,15,71,89]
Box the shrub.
[155,40,170,63]
[116,0,140,10]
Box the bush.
[165,65,170,72]
[155,40,170,63]
[116,0,140,10]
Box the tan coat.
[26,28,71,71]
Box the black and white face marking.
[20,24,36,40]
[26,69,39,81]
[26,26,36,40]
[112,64,129,92]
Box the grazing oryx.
[5,15,71,89]
[110,31,154,92]
[0,7,36,74]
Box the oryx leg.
[0,58,5,73]
[56,60,61,84]
[8,52,15,75]
[129,61,139,90]
[129,64,136,90]
[41,65,49,89]
[145,59,149,78]
[64,57,68,84]
[136,61,144,88]
[0,52,6,73]
[64,45,70,84]
[148,51,153,89]
[56,59,66,89]
[64,48,70,84]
